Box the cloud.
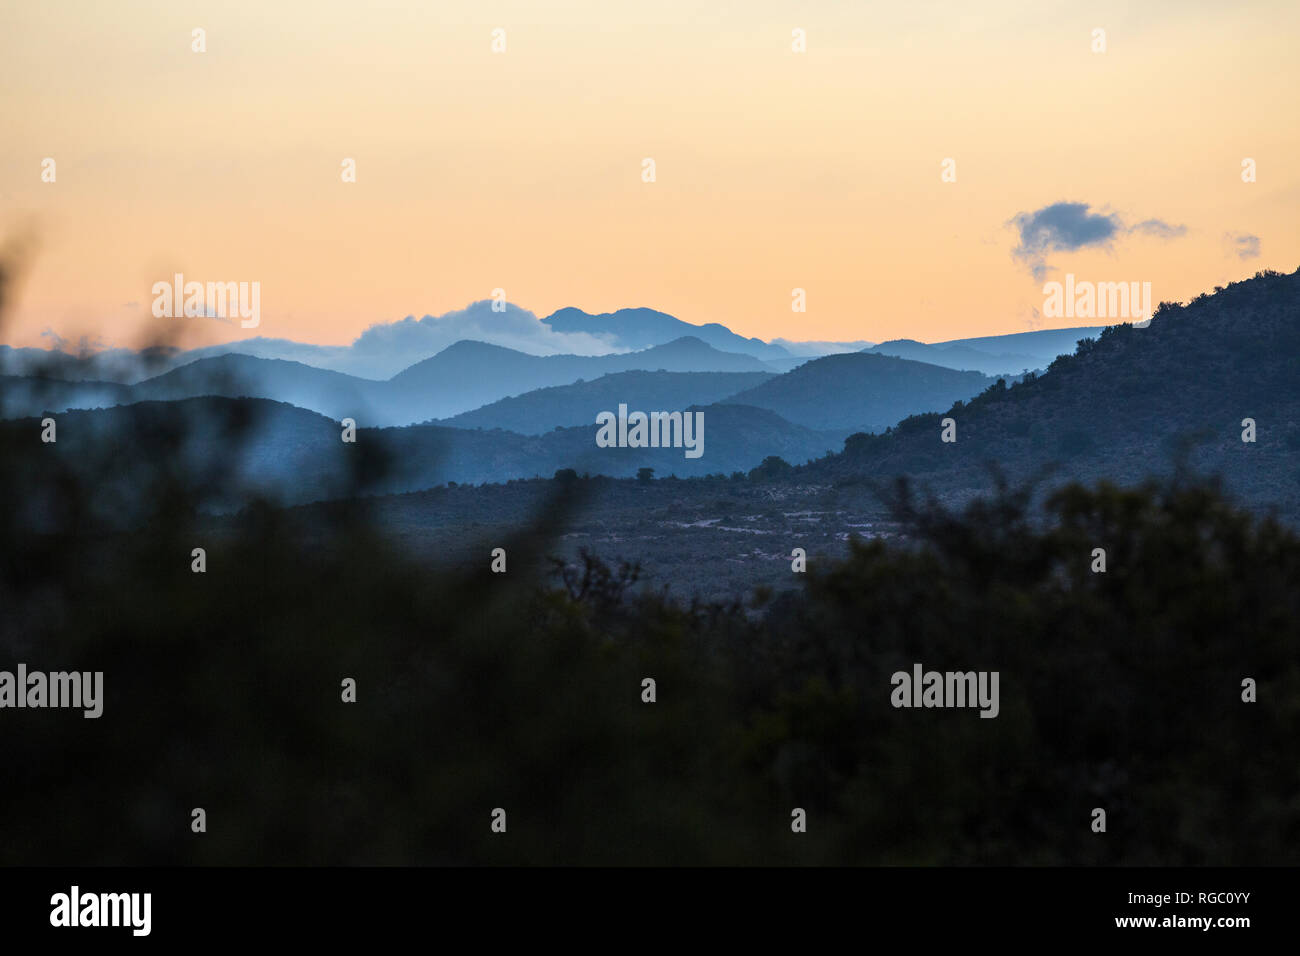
[1010,203,1121,279]
[1009,202,1186,279]
[1225,232,1261,260]
[1130,219,1188,240]
[348,301,620,369]
[40,328,112,356]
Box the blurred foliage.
[2,410,1296,863]
[1,256,1297,866]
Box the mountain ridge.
[811,268,1300,518]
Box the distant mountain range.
[3,304,1100,386]
[2,333,1006,441]
[5,270,1294,518]
[724,352,998,432]
[542,307,800,360]
[2,396,846,515]
[2,302,858,381]
[0,336,773,426]
[385,337,767,419]
[865,326,1107,376]
[441,370,776,435]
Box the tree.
[748,455,792,481]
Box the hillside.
[725,352,996,432]
[813,269,1300,518]
[133,354,382,419]
[0,344,178,383]
[385,335,770,420]
[0,374,133,418]
[442,369,775,434]
[866,326,1107,375]
[2,394,844,513]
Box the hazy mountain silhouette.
[442,369,775,434]
[2,394,843,509]
[0,344,179,383]
[724,352,997,432]
[865,326,1108,375]
[0,373,133,415]
[7,302,836,383]
[772,337,876,356]
[386,337,770,420]
[135,354,381,417]
[543,306,796,360]
[0,354,380,423]
[0,335,774,426]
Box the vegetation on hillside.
[820,269,1300,520]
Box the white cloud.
[350,301,617,365]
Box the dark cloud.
[1226,232,1261,260]
[1010,202,1121,280]
[1009,201,1186,279]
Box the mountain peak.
[648,335,710,351]
[436,339,516,356]
[542,306,792,360]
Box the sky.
[1,0,1297,352]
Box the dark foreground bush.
[1,413,1296,864]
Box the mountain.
[380,403,845,486]
[0,336,773,426]
[772,338,876,356]
[761,357,818,373]
[178,338,364,375]
[2,394,844,515]
[386,336,769,420]
[723,352,997,432]
[132,354,383,420]
[865,326,1108,375]
[0,355,381,423]
[0,344,178,383]
[813,269,1300,518]
[543,307,792,360]
[938,326,1112,358]
[442,369,775,435]
[1,398,361,526]
[0,375,133,419]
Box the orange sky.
[2,0,1297,351]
